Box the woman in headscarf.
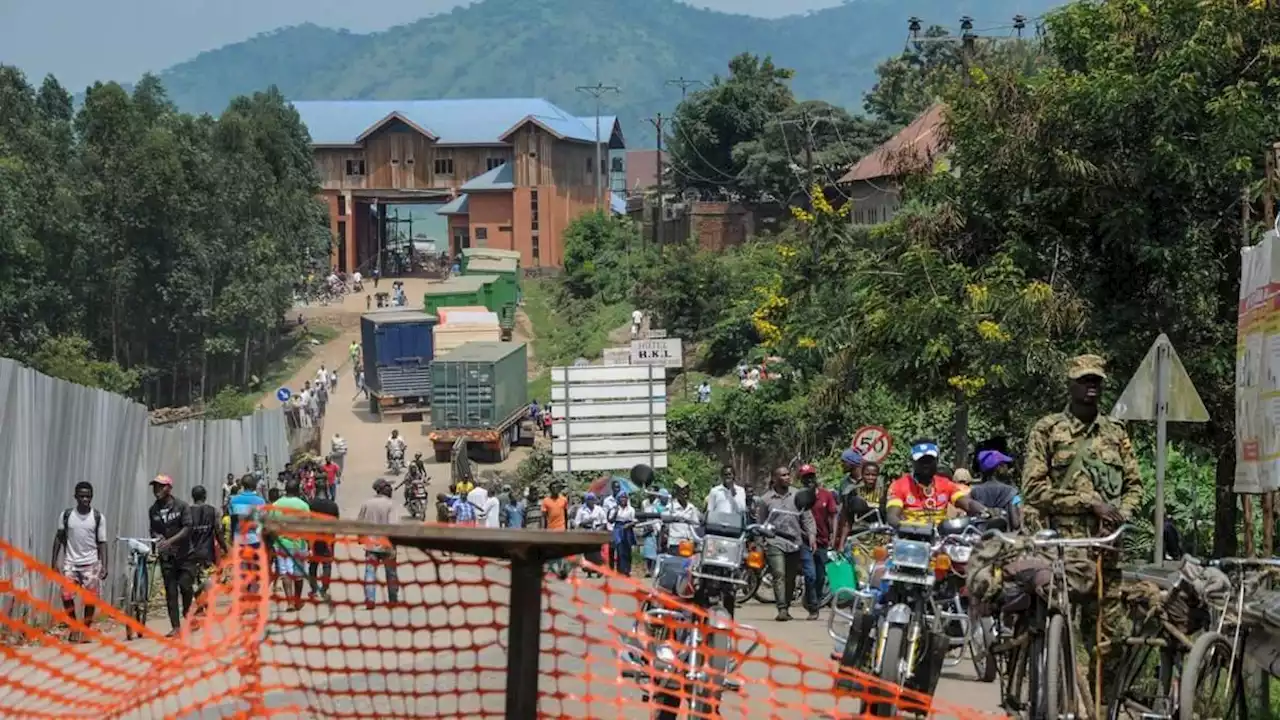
[609,490,637,576]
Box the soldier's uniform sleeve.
[1116,431,1143,520]
[1021,417,1098,516]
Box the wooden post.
[1243,496,1257,558]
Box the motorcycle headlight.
[701,536,744,567]
[947,545,972,564]
[656,644,677,663]
[892,539,932,570]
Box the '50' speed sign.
[851,425,893,463]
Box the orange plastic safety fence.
[0,515,1006,719]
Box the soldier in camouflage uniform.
[1021,354,1143,694]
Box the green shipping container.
[422,275,500,314]
[463,256,519,314]
[430,342,529,430]
[460,247,521,272]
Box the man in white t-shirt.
[631,309,643,338]
[705,464,747,517]
[51,481,107,642]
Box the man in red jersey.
[885,439,986,527]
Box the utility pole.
[648,113,665,246]
[576,83,620,210]
[666,77,706,101]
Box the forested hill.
[157,0,1062,142]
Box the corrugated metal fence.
[0,357,289,616]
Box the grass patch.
[204,324,339,418]
[522,278,632,398]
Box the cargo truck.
[422,275,499,315]
[426,341,533,462]
[462,256,520,341]
[360,311,437,422]
[459,247,521,272]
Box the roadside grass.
[521,278,632,400]
[204,323,340,418]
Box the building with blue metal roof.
[300,98,627,273]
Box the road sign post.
[1111,333,1208,562]
[851,425,893,464]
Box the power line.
[575,83,620,210]
[666,77,707,101]
[647,113,665,245]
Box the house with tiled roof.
[293,98,626,270]
[839,103,947,226]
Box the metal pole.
[1153,340,1169,563]
[647,363,656,469]
[576,83,619,211]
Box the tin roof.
[466,256,519,274]
[462,248,521,261]
[840,104,947,183]
[460,163,515,192]
[294,98,624,148]
[361,310,437,324]
[437,194,469,215]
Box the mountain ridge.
[154,0,1063,145]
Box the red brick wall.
[691,201,753,251]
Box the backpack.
[60,508,104,541]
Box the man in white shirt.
[665,480,701,551]
[386,430,407,467]
[705,465,747,517]
[330,433,348,479]
[51,481,107,642]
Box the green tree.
[27,335,140,394]
[924,0,1280,553]
[666,53,794,198]
[863,25,963,127]
[732,100,891,202]
[561,210,642,303]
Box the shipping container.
[464,256,520,317]
[460,247,521,272]
[430,342,528,431]
[360,312,437,418]
[436,306,490,324]
[422,275,500,315]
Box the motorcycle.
[620,508,787,719]
[399,472,430,520]
[832,520,952,717]
[387,446,405,474]
[933,517,985,667]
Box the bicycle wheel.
[127,561,149,640]
[968,616,998,683]
[1178,632,1237,720]
[1044,613,1075,720]
[1108,642,1177,720]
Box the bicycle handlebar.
[1210,556,1280,570]
[984,524,1129,548]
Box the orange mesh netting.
[0,514,1003,719]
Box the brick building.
[293,99,626,271]
[839,103,947,226]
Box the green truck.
[422,275,500,315]
[459,247,522,272]
[426,341,533,462]
[462,255,520,341]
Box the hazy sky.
[0,0,844,90]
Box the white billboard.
[550,364,667,473]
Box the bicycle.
[1105,556,1230,720]
[117,537,157,640]
[978,525,1129,720]
[1178,556,1280,720]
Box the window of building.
[498,225,512,232]
[601,158,608,175]
[486,157,506,171]
[532,236,540,265]
[530,190,539,232]
[611,156,624,173]
[336,221,348,272]
[344,159,366,176]
[452,226,470,252]
[475,227,488,242]
[337,195,346,216]
[586,156,593,173]
[434,158,454,175]
[405,157,414,165]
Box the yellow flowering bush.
[750,277,788,347]
[976,320,1011,343]
[948,374,987,397]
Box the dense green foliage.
[153,0,1062,145]
[0,67,331,406]
[563,0,1280,553]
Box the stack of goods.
[433,306,501,353]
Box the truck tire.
[369,397,380,421]
[498,430,511,461]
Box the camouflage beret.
[1065,354,1107,380]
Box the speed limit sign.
[851,425,893,463]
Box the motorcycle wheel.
[650,691,681,720]
[694,608,734,717]
[869,624,906,717]
[736,569,762,604]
